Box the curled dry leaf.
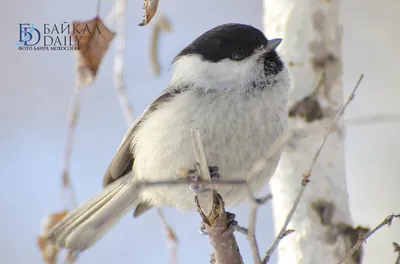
[71,17,115,88]
[393,242,400,252]
[150,15,172,76]
[139,0,160,26]
[37,211,68,264]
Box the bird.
[47,23,291,252]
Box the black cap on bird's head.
[171,23,287,92]
[173,23,284,76]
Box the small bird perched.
[47,23,290,251]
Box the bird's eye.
[232,51,245,61]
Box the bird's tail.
[47,174,140,251]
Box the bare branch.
[262,74,364,263]
[263,229,295,263]
[61,85,81,209]
[234,225,248,236]
[142,179,247,188]
[308,74,364,172]
[157,208,178,264]
[248,207,262,264]
[191,128,213,182]
[113,2,177,261]
[114,0,134,126]
[338,214,400,264]
[345,114,400,126]
[205,206,244,264]
[247,195,272,264]
[190,130,243,264]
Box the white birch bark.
[263,1,357,263]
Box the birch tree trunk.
[263,1,357,263]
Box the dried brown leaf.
[139,0,160,26]
[393,242,400,252]
[71,17,115,88]
[37,211,68,264]
[150,15,172,76]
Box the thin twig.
[234,225,248,235]
[308,74,364,172]
[247,195,272,264]
[263,229,295,263]
[142,178,268,208]
[157,208,178,264]
[114,0,134,126]
[248,206,262,264]
[113,1,177,261]
[345,114,400,126]
[191,128,212,182]
[141,179,247,188]
[61,85,81,209]
[337,214,400,264]
[262,74,364,264]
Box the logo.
[16,22,100,51]
[17,23,41,46]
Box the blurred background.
[1,0,399,263]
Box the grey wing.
[102,88,184,187]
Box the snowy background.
[1,0,399,263]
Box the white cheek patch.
[171,51,265,92]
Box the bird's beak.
[265,38,282,52]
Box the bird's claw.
[208,166,220,181]
[197,212,237,236]
[189,184,209,193]
[188,165,220,193]
[221,212,237,236]
[199,223,208,235]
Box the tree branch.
[262,74,364,263]
[113,2,178,261]
[191,129,243,264]
[61,85,81,209]
[345,114,400,126]
[157,208,178,264]
[114,0,134,126]
[205,206,243,264]
[247,195,272,264]
[338,214,400,264]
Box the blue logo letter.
[17,23,41,46]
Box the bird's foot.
[195,191,237,236]
[221,212,238,236]
[198,212,237,236]
[189,165,220,193]
[208,166,220,181]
